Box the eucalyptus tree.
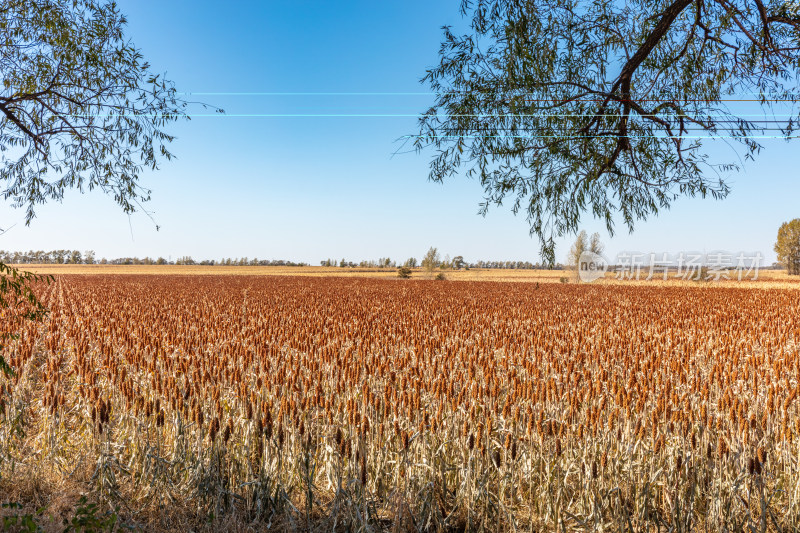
[0,0,208,372]
[416,0,800,263]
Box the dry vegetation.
[1,274,800,531]
[14,263,800,288]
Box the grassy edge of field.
[10,263,800,289]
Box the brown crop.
[1,274,799,531]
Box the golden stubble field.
[14,263,800,288]
[1,271,799,531]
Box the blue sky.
[0,0,796,265]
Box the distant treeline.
[0,250,309,267]
[1,250,561,269]
[319,256,561,270]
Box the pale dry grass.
[14,263,407,278]
[13,263,800,289]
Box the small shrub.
[63,496,118,532]
[1,497,118,533]
[397,267,412,279]
[1,502,41,532]
[559,276,568,283]
[435,273,446,281]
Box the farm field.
[1,274,800,531]
[13,263,800,288]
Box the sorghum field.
[1,274,799,531]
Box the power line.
[402,134,799,139]
[52,113,798,118]
[178,91,799,98]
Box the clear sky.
[0,0,796,265]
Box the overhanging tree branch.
[416,0,799,263]
[0,0,220,374]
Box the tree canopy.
[422,247,441,272]
[0,0,211,223]
[0,0,201,371]
[416,0,800,263]
[567,230,604,268]
[775,218,800,274]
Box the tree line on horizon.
[322,253,556,270]
[0,249,559,270]
[0,250,309,267]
